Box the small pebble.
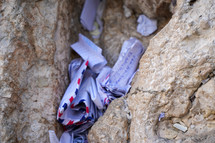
[173,123,188,132]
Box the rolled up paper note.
[104,37,145,96]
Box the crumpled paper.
[51,34,145,143]
[137,14,157,36]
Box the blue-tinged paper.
[80,0,100,31]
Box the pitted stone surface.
[89,0,215,142]
[88,98,129,143]
[0,0,86,142]
[123,0,172,18]
[1,0,215,142]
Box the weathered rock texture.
[1,0,215,142]
[88,97,129,143]
[0,0,87,142]
[89,0,215,142]
[123,0,172,18]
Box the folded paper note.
[57,60,88,125]
[103,37,145,97]
[90,0,106,39]
[96,66,112,106]
[80,0,100,31]
[137,14,157,36]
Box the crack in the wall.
[189,69,215,103]
[189,0,197,6]
[131,87,165,96]
[122,98,131,143]
[134,67,215,142]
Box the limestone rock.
[0,0,86,142]
[157,120,178,139]
[88,97,129,143]
[1,0,215,142]
[123,0,172,18]
[89,0,215,142]
[178,77,215,139]
[128,0,215,142]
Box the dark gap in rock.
[189,93,196,102]
[189,0,197,6]
[172,0,177,7]
[189,69,215,103]
[156,2,173,19]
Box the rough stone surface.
[123,0,172,18]
[0,0,86,142]
[128,0,215,141]
[88,97,129,143]
[177,77,215,140]
[89,0,215,142]
[1,0,215,142]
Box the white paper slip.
[137,14,157,36]
[173,123,188,132]
[59,132,72,143]
[49,130,60,143]
[71,34,107,73]
[96,66,112,106]
[68,58,83,82]
[80,0,100,31]
[90,0,106,39]
[104,37,145,96]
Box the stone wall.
[88,0,215,142]
[1,0,215,142]
[0,0,86,142]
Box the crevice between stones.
[122,98,131,143]
[189,69,215,103]
[189,0,197,6]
